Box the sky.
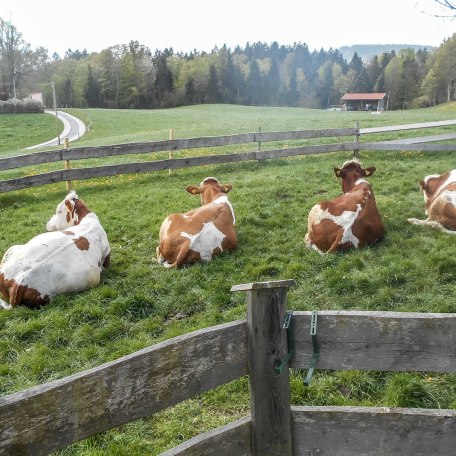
[0,0,455,57]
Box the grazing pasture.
[1,104,456,454]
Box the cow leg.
[163,241,191,268]
[156,246,165,264]
[408,218,444,230]
[0,298,12,310]
[408,217,456,234]
[305,233,325,255]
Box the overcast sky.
[1,0,455,57]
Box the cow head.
[46,191,90,231]
[186,177,233,205]
[334,160,376,193]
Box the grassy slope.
[0,112,64,153]
[1,104,456,454]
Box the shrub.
[0,98,44,114]
[410,96,431,109]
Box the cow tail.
[170,242,191,268]
[327,232,344,253]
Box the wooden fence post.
[231,279,296,456]
[169,128,174,175]
[256,126,263,163]
[64,137,71,191]
[354,121,360,158]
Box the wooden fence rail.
[2,280,456,455]
[0,127,358,193]
[1,124,456,194]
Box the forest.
[0,16,455,112]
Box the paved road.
[27,110,86,149]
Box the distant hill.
[338,44,435,62]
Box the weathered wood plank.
[291,406,456,456]
[231,280,296,292]
[159,417,251,456]
[0,320,247,455]
[0,150,63,170]
[60,134,257,161]
[0,170,64,193]
[60,143,351,180]
[255,127,357,142]
[361,142,456,151]
[290,311,456,373]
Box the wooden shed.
[341,93,386,111]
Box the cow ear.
[419,179,426,191]
[364,166,376,176]
[221,184,232,193]
[334,167,342,178]
[186,185,201,195]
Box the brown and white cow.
[0,191,111,309]
[305,159,384,254]
[408,169,456,234]
[156,177,237,268]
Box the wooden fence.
[1,280,456,455]
[1,122,456,193]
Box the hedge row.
[0,98,44,114]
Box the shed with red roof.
[341,93,386,111]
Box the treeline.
[0,16,455,111]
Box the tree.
[431,0,456,16]
[421,67,439,106]
[432,34,456,102]
[316,61,334,108]
[264,58,281,105]
[384,56,404,110]
[219,47,236,103]
[206,64,220,103]
[184,76,196,104]
[349,52,370,92]
[86,64,100,107]
[0,17,31,98]
[246,59,262,105]
[154,50,174,104]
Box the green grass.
[2,103,456,156]
[1,104,456,455]
[0,112,64,153]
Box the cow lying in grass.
[305,159,384,254]
[0,191,111,309]
[157,177,237,268]
[408,169,456,234]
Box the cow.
[305,159,384,254]
[156,177,237,268]
[0,191,111,309]
[408,169,456,234]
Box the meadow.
[1,104,456,454]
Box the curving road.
[27,110,86,149]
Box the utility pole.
[51,81,60,145]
